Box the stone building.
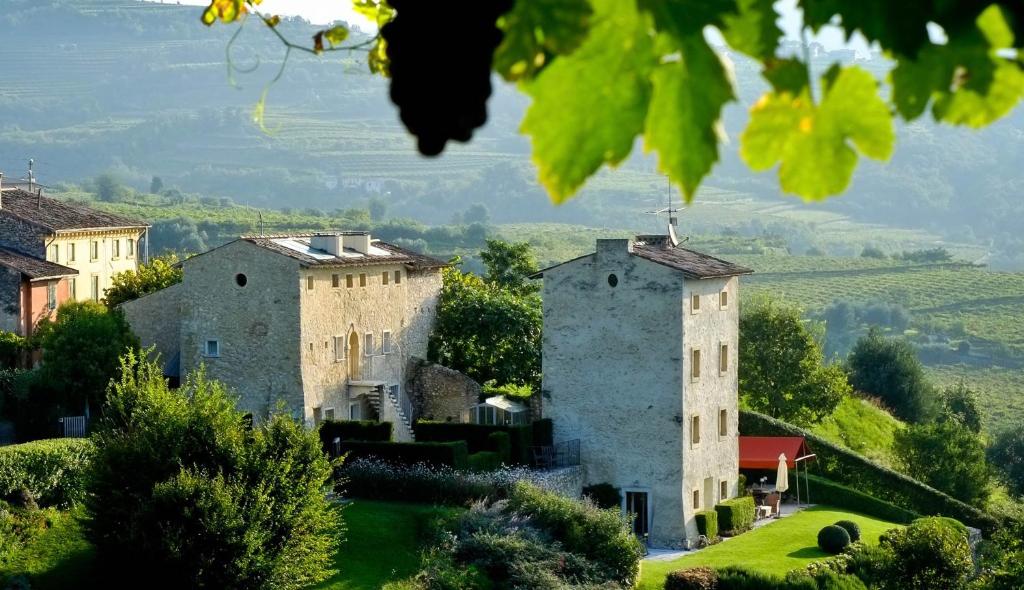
[0,183,149,306]
[122,232,445,440]
[534,235,752,547]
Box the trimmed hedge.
[319,420,392,453]
[664,566,718,590]
[818,525,851,554]
[834,520,861,543]
[740,410,998,533]
[415,421,535,464]
[715,496,755,535]
[338,440,468,469]
[0,438,93,508]
[695,510,719,540]
[793,474,919,524]
[487,431,511,464]
[716,567,817,589]
[340,458,515,504]
[468,451,500,472]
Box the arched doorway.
[348,331,361,379]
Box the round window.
[235,273,248,287]
[607,273,618,287]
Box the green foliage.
[664,566,717,590]
[739,297,850,425]
[847,328,936,423]
[487,431,512,465]
[339,457,516,505]
[493,0,592,81]
[817,525,851,554]
[582,483,623,510]
[740,410,998,533]
[714,567,816,590]
[939,381,984,433]
[696,510,720,541]
[85,352,339,589]
[103,254,183,309]
[318,419,393,450]
[428,263,541,389]
[338,440,469,469]
[0,332,28,370]
[833,520,861,543]
[414,419,536,465]
[795,475,918,524]
[0,439,93,508]
[35,301,140,416]
[988,427,1024,497]
[91,173,127,203]
[812,572,869,590]
[894,420,992,504]
[481,381,533,402]
[975,520,1024,590]
[880,517,974,590]
[714,497,755,535]
[467,450,500,472]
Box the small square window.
[691,293,701,313]
[692,348,701,380]
[349,403,361,420]
[394,270,402,284]
[90,241,100,261]
[364,333,374,356]
[332,274,340,288]
[691,415,701,446]
[346,274,354,288]
[324,407,335,421]
[112,239,120,259]
[333,335,346,361]
[127,239,135,257]
[359,273,367,287]
[307,276,314,290]
[382,271,389,285]
[68,243,76,262]
[692,489,700,510]
[719,343,729,373]
[719,409,728,437]
[720,480,728,500]
[204,339,220,357]
[720,290,728,309]
[382,330,392,354]
[49,244,59,262]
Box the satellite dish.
[668,223,680,247]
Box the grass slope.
[809,396,904,468]
[638,506,902,589]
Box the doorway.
[625,491,650,538]
[348,331,361,379]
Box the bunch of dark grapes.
[382,0,514,156]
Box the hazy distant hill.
[1,0,1022,266]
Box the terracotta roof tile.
[0,189,148,232]
[242,234,447,270]
[0,247,79,280]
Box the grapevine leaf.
[762,57,810,93]
[201,0,247,26]
[644,35,736,201]
[313,31,325,54]
[521,0,656,203]
[263,15,280,28]
[799,0,933,57]
[368,37,389,76]
[741,66,894,200]
[353,0,394,27]
[494,0,593,81]
[721,0,782,61]
[638,0,738,37]
[323,25,349,47]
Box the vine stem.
[253,10,379,55]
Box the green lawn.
[637,506,903,590]
[1,501,455,590]
[809,396,905,468]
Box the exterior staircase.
[366,386,415,441]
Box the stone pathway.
[644,502,814,562]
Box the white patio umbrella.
[776,453,789,493]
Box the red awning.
[739,436,814,469]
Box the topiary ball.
[818,524,852,554]
[834,519,861,542]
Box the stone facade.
[123,236,443,438]
[539,237,745,547]
[0,267,20,333]
[405,358,482,423]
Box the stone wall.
[0,267,21,334]
[405,358,481,422]
[120,282,182,375]
[0,215,45,258]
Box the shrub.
[86,353,339,590]
[665,566,718,590]
[0,332,27,369]
[843,542,895,589]
[740,410,998,533]
[0,438,93,508]
[813,571,869,590]
[468,451,500,472]
[505,481,644,586]
[793,474,918,524]
[341,457,523,505]
[339,440,469,469]
[716,567,816,589]
[414,420,534,464]
[318,420,392,453]
[880,517,973,589]
[581,483,622,509]
[818,525,852,554]
[696,510,719,540]
[915,516,968,540]
[488,431,511,464]
[715,496,755,535]
[834,520,861,542]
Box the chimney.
[342,232,371,255]
[310,234,344,256]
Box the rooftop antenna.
[644,177,684,246]
[27,159,35,192]
[257,210,264,237]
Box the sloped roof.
[0,246,79,280]
[0,188,148,232]
[242,234,447,270]
[739,436,815,469]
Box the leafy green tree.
[988,428,1024,497]
[847,328,936,423]
[462,203,491,225]
[93,173,125,202]
[428,263,541,389]
[149,175,163,194]
[35,301,140,415]
[739,298,850,425]
[87,352,339,589]
[881,517,974,590]
[368,197,388,221]
[939,381,984,434]
[480,239,540,295]
[104,254,184,309]
[894,421,992,504]
[201,1,1023,203]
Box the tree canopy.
[847,327,936,423]
[200,0,1024,203]
[104,254,184,309]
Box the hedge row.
[0,438,93,508]
[665,567,867,590]
[714,497,754,535]
[739,410,998,533]
[793,474,919,524]
[695,510,718,540]
[338,440,469,469]
[319,420,392,453]
[414,418,553,465]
